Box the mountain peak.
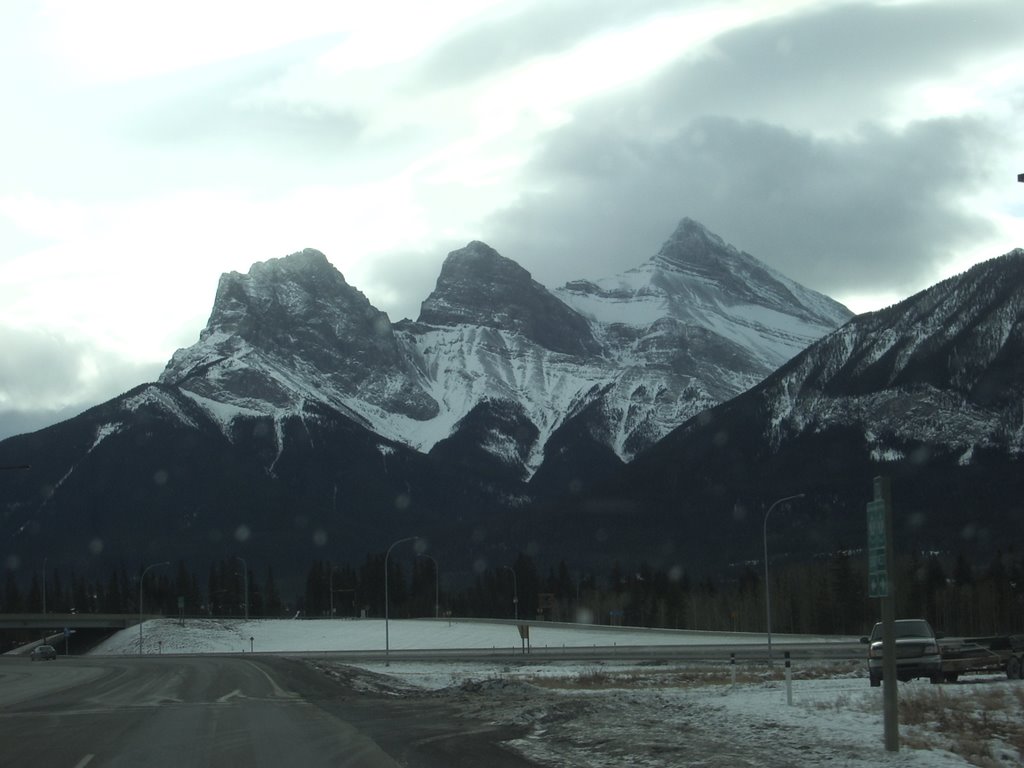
[418,242,599,355]
[655,218,734,268]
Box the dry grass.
[899,684,1024,767]
[524,659,863,690]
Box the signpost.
[867,500,888,598]
[868,476,899,752]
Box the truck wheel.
[944,672,959,683]
[929,674,943,684]
[869,672,881,687]
[1007,656,1022,680]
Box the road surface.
[0,654,536,767]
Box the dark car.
[29,644,57,661]
[861,618,942,686]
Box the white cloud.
[2,0,1022,425]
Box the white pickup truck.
[861,618,942,687]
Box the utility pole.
[868,477,899,752]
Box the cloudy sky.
[1,0,1022,439]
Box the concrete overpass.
[0,613,146,631]
[0,614,152,655]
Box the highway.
[0,654,537,767]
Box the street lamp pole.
[763,494,805,663]
[139,561,170,655]
[235,556,249,621]
[418,554,439,619]
[329,565,336,618]
[503,566,519,621]
[385,536,418,665]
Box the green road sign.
[867,499,888,597]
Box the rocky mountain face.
[159,219,851,485]
[576,249,1024,575]
[1,217,856,588]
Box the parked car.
[29,644,57,661]
[861,618,942,686]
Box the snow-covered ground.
[91,616,837,656]
[91,618,1024,767]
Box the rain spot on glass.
[207,529,224,543]
[153,469,169,486]
[525,541,539,557]
[713,429,729,447]
[88,538,104,555]
[907,511,925,531]
[732,501,748,522]
[394,493,411,510]
[668,564,685,583]
[235,525,251,542]
[774,35,794,56]
[473,558,488,574]
[574,607,594,624]
[312,529,327,547]
[4,554,20,571]
[961,522,977,541]
[373,315,390,337]
[910,445,932,465]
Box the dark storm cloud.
[487,114,998,298]
[479,0,1020,302]
[624,0,1024,128]
[413,0,693,88]
[0,327,161,437]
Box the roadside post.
[517,624,531,655]
[730,653,736,688]
[868,476,899,752]
[784,651,793,706]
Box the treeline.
[3,549,1022,637]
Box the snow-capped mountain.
[159,219,851,481]
[3,225,1022,588]
[604,248,1024,572]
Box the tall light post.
[139,561,170,655]
[503,565,519,621]
[385,536,419,665]
[763,494,805,663]
[235,556,249,621]
[418,553,439,619]
[329,565,337,618]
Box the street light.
[385,536,419,665]
[418,553,439,619]
[503,565,519,621]
[139,561,170,655]
[763,494,805,663]
[235,556,249,621]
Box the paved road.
[0,655,536,767]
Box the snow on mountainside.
[159,220,852,477]
[757,248,1024,462]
